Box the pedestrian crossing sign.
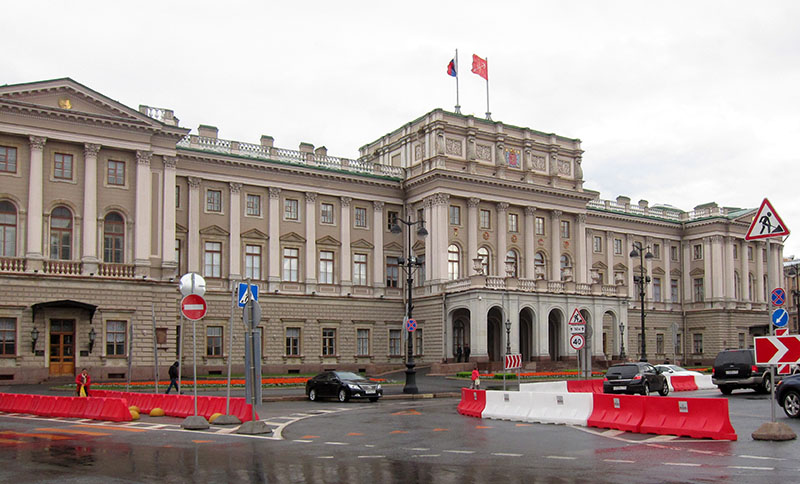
[745,198,789,241]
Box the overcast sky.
[6,1,800,258]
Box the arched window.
[49,206,73,260]
[447,244,460,280]
[748,273,755,300]
[103,212,124,263]
[734,271,741,300]
[505,250,518,277]
[560,254,572,281]
[534,251,546,279]
[0,201,16,257]
[477,247,490,275]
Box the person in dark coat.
[166,362,180,394]
[456,345,463,363]
[464,344,471,362]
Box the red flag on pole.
[471,54,488,80]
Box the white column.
[755,242,765,302]
[606,232,615,285]
[433,194,450,281]
[468,198,480,274]
[340,196,352,290]
[161,157,177,271]
[187,177,201,273]
[550,210,562,281]
[683,242,692,301]
[703,237,713,301]
[268,188,281,288]
[576,213,587,283]
[304,192,317,287]
[134,151,152,274]
[496,202,508,275]
[740,240,749,301]
[228,182,242,281]
[724,236,735,302]
[423,199,435,279]
[663,238,672,303]
[626,234,635,291]
[645,238,653,300]
[82,143,100,264]
[372,201,384,290]
[524,206,535,279]
[26,136,46,262]
[710,235,724,301]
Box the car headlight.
[348,384,360,390]
[376,384,382,390]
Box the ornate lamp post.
[630,241,654,362]
[30,327,39,353]
[619,321,626,360]
[391,217,428,394]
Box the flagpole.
[454,49,461,114]
[485,56,491,120]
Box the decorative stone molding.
[575,156,583,179]
[163,156,177,169]
[84,143,101,158]
[229,182,242,193]
[445,138,462,156]
[525,206,536,216]
[136,151,152,166]
[531,154,546,171]
[549,148,559,176]
[187,177,201,189]
[551,210,562,220]
[476,144,492,161]
[29,136,46,151]
[414,143,424,161]
[496,202,509,213]
[305,192,317,203]
[432,193,450,206]
[558,159,571,176]
[373,201,384,212]
[340,196,352,207]
[468,197,481,208]
[577,213,586,224]
[269,187,281,199]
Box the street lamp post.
[391,217,428,394]
[619,321,626,360]
[630,241,654,362]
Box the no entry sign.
[181,294,207,321]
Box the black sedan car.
[777,374,800,418]
[305,371,382,402]
[603,362,669,396]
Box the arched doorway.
[451,308,471,361]
[519,307,535,362]
[487,306,504,362]
[548,309,563,361]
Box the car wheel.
[308,388,317,402]
[719,386,733,395]
[659,380,670,396]
[369,397,379,403]
[338,388,349,402]
[783,390,800,418]
[760,375,772,394]
[642,383,650,396]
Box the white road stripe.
[492,453,523,457]
[728,466,774,471]
[604,459,635,463]
[547,456,576,460]
[293,439,313,443]
[414,454,441,458]
[664,462,701,467]
[444,450,475,454]
[317,456,334,459]
[739,455,784,461]
[408,447,430,451]
[358,455,385,459]
[325,442,348,445]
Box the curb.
[261,392,460,403]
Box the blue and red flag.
[447,58,457,77]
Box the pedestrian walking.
[464,343,471,362]
[456,345,463,363]
[471,366,480,389]
[75,368,91,397]
[166,362,180,394]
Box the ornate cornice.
[136,151,152,166]
[29,136,46,151]
[84,143,101,158]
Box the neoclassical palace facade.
[0,78,781,383]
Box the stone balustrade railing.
[43,260,82,275]
[0,258,25,272]
[98,263,136,278]
[587,199,734,222]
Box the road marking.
[301,435,320,439]
[728,466,774,471]
[347,432,363,436]
[515,423,532,427]
[444,450,475,454]
[72,424,146,433]
[293,439,313,443]
[664,462,701,467]
[192,440,214,443]
[1,431,71,440]
[492,453,522,457]
[433,428,448,432]
[35,428,110,436]
[604,459,635,463]
[325,442,348,445]
[364,444,376,448]
[546,456,576,460]
[475,426,492,429]
[358,455,385,459]
[317,456,334,459]
[414,454,441,458]
[391,409,421,416]
[391,430,409,434]
[408,447,429,451]
[739,455,784,461]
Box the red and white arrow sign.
[754,335,800,364]
[504,354,522,370]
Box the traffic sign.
[179,273,206,297]
[771,288,786,306]
[243,299,262,330]
[754,335,800,364]
[569,309,587,326]
[238,283,259,308]
[504,354,522,370]
[776,328,792,374]
[181,294,207,321]
[569,324,586,335]
[772,308,789,327]
[570,333,585,351]
[745,198,790,241]
[406,318,417,332]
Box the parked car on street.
[776,374,800,418]
[603,362,669,396]
[711,349,778,394]
[654,364,704,378]
[305,371,382,402]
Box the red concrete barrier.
[639,396,737,441]
[0,393,13,412]
[37,395,57,417]
[669,375,698,392]
[173,395,194,417]
[587,394,646,432]
[68,397,89,418]
[457,388,486,418]
[83,397,106,420]
[98,397,132,422]
[10,394,33,414]
[196,396,213,418]
[567,379,603,393]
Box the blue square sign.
[238,283,259,307]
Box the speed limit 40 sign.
[570,333,585,351]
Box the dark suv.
[712,349,777,394]
[603,362,669,396]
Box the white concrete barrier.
[519,381,568,393]
[482,390,534,421]
[695,374,715,390]
[527,392,594,426]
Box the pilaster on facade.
[339,196,352,293]
[496,202,508,275]
[25,136,46,269]
[134,150,153,277]
[467,198,480,274]
[187,176,201,273]
[576,213,587,284]
[755,242,765,303]
[524,206,536,279]
[161,156,178,275]
[304,192,317,292]
[267,187,281,290]
[228,182,243,281]
[550,210,562,281]
[372,201,385,294]
[81,143,101,274]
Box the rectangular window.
[107,160,125,185]
[322,328,336,356]
[656,333,664,354]
[693,277,704,302]
[670,245,678,261]
[54,153,73,179]
[508,213,518,233]
[692,333,703,354]
[175,239,181,269]
[670,279,679,303]
[652,243,661,259]
[450,205,461,225]
[560,220,570,238]
[353,253,367,286]
[245,244,261,280]
[0,146,17,173]
[106,320,126,356]
[206,326,223,356]
[387,210,398,230]
[386,256,399,288]
[357,329,370,356]
[614,238,623,255]
[246,194,261,216]
[204,241,222,278]
[693,244,703,260]
[0,318,15,355]
[676,333,682,355]
[733,244,738,260]
[319,250,334,284]
[321,203,335,224]
[283,247,299,282]
[480,209,491,229]
[284,199,299,220]
[285,327,300,356]
[206,190,222,212]
[747,246,753,261]
[354,207,367,228]
[738,332,745,349]
[593,236,603,253]
[175,185,181,208]
[652,277,662,302]
[535,217,545,236]
[415,328,423,355]
[417,208,424,223]
[389,329,401,356]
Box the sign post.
[236,282,271,435]
[178,273,210,430]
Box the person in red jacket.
[76,368,91,397]
[471,366,480,389]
